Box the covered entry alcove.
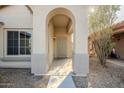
[31,6,89,77]
[46,8,74,75]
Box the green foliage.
[89,6,120,32]
[89,5,120,66]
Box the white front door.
[56,37,67,58]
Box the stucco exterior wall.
[54,27,72,58]
[115,34,124,59]
[0,5,33,28]
[54,27,67,58]
[0,5,33,59]
[67,34,73,58]
[48,21,54,67]
[0,5,32,68]
[31,5,89,76]
[31,5,88,54]
[0,5,89,77]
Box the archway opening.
[46,8,75,75]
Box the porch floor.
[47,58,76,88]
[47,58,72,75]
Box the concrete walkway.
[47,75,75,88]
[47,58,76,88]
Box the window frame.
[4,28,32,57]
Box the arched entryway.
[46,7,75,75]
[32,6,89,77]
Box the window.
[7,31,31,55]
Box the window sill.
[1,56,31,61]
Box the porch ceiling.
[52,15,70,28]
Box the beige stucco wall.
[48,19,73,69]
[0,5,33,28]
[115,34,124,59]
[0,5,89,76]
[54,27,73,58]
[31,5,89,76]
[54,27,67,58]
[67,34,73,58]
[31,5,88,54]
[0,5,32,68]
[48,21,54,67]
[24,5,89,76]
[0,5,33,59]
[47,12,73,70]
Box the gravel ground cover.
[0,68,50,88]
[0,58,124,88]
[73,57,124,88]
[88,57,124,88]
